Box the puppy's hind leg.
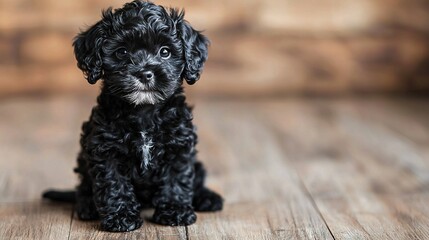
[75,155,99,220]
[192,162,223,212]
[76,180,99,220]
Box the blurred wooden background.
[1,0,429,98]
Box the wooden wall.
[1,0,429,97]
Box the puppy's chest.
[125,121,168,170]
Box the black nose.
[139,71,154,83]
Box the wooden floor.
[1,96,429,239]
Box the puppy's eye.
[159,46,171,59]
[115,48,128,59]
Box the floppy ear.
[174,11,209,85]
[73,10,112,84]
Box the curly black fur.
[43,0,223,232]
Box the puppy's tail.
[42,189,76,203]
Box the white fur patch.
[140,131,153,168]
[124,78,164,105]
[125,91,161,105]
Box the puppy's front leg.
[152,161,196,226]
[89,160,143,232]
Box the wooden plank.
[189,201,330,240]
[258,99,429,239]
[186,101,334,239]
[0,202,72,240]
[0,96,94,202]
[1,0,428,34]
[356,98,429,144]
[1,31,429,97]
[68,209,187,240]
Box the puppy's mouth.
[136,89,161,96]
[125,83,165,105]
[125,91,159,105]
[138,89,157,93]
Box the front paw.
[101,213,143,232]
[153,205,196,226]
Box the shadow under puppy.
[43,0,223,232]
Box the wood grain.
[0,96,93,202]
[0,202,72,240]
[258,99,429,239]
[69,209,187,240]
[190,102,334,239]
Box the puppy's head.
[73,1,209,105]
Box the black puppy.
[43,0,223,232]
